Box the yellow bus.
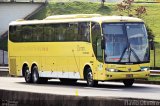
[8,14,150,87]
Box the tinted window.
[9,22,90,42]
[21,25,32,42]
[43,24,54,41]
[32,25,44,42]
[78,22,90,42]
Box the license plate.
[126,74,133,78]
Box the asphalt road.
[0,77,160,100]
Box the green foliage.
[148,76,160,81]
[117,0,134,16]
[29,2,115,19]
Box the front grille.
[116,70,142,72]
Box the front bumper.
[105,71,150,80]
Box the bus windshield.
[102,23,149,64]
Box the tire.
[32,66,40,83]
[24,66,32,83]
[123,79,134,87]
[85,68,98,87]
[32,66,48,84]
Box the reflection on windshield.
[103,23,149,63]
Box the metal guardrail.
[150,70,160,76]
[0,66,9,76]
[0,66,9,71]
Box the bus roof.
[9,14,143,26]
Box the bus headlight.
[106,68,118,72]
[141,68,149,71]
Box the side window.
[78,22,90,42]
[32,25,44,42]
[58,24,65,41]
[54,24,59,41]
[52,23,78,42]
[44,24,54,42]
[9,25,32,42]
[91,22,103,62]
[66,23,78,41]
[9,22,91,42]
[16,26,23,42]
[9,26,19,42]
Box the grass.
[31,2,160,39]
[148,76,160,81]
[49,0,90,2]
[150,43,160,67]
[30,2,115,19]
[135,0,157,2]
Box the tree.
[117,0,147,18]
[117,0,154,40]
[117,0,134,16]
[135,6,147,18]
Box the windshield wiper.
[119,44,141,63]
[130,47,141,62]
[119,45,128,62]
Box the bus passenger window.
[21,25,32,42]
[44,24,54,42]
[67,23,78,41]
[9,26,19,42]
[78,22,90,42]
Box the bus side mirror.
[101,39,105,49]
[150,40,154,50]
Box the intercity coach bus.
[8,14,150,87]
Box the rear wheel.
[24,66,32,83]
[123,79,134,87]
[85,68,98,87]
[32,66,48,84]
[32,66,39,83]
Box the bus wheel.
[123,79,134,87]
[32,66,48,84]
[32,66,40,83]
[24,67,32,83]
[86,68,98,87]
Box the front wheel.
[123,79,134,87]
[86,68,98,87]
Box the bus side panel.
[9,56,21,76]
[40,42,81,79]
[9,57,17,76]
[78,43,98,80]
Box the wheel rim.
[33,70,38,83]
[87,72,93,85]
